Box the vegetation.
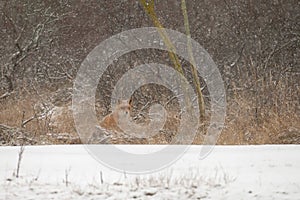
[0,0,299,145]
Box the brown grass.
[0,80,299,145]
[218,98,299,145]
[0,90,78,144]
[0,94,44,136]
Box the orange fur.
[100,99,132,132]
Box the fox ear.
[128,98,132,105]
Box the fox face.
[114,99,132,118]
[99,98,132,132]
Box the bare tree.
[0,1,72,95]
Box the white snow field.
[0,145,299,199]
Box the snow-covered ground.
[0,145,299,199]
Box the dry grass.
[48,104,76,135]
[218,98,299,145]
[0,89,78,145]
[0,94,44,135]
[0,79,299,145]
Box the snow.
[1,145,300,199]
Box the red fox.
[96,99,167,144]
[99,99,132,132]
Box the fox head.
[114,98,132,118]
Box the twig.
[65,169,70,187]
[16,146,25,178]
[139,0,196,116]
[21,115,36,128]
[181,0,205,119]
[100,171,104,184]
[0,92,12,99]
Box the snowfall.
[0,145,299,200]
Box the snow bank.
[0,145,299,199]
